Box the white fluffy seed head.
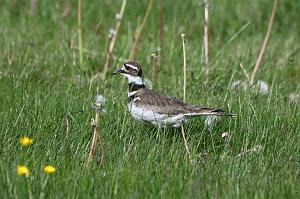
[289,93,299,103]
[222,132,230,142]
[96,95,106,106]
[204,115,220,130]
[230,80,269,95]
[255,80,269,95]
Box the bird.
[112,61,234,128]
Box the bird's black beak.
[112,68,123,75]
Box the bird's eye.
[124,64,130,70]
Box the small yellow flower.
[17,165,30,177]
[19,136,33,147]
[43,165,56,175]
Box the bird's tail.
[184,107,235,117]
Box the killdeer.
[112,61,234,128]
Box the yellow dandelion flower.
[17,165,30,177]
[43,165,56,175]
[19,136,33,147]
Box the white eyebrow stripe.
[125,63,138,71]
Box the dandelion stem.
[181,34,187,102]
[87,97,105,166]
[203,0,209,85]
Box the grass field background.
[0,0,299,198]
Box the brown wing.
[134,88,192,115]
[134,88,233,116]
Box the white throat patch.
[122,74,144,85]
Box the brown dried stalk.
[30,0,39,15]
[102,0,127,79]
[77,0,83,66]
[250,0,278,84]
[151,48,161,89]
[203,0,209,85]
[88,118,100,164]
[151,53,157,88]
[159,0,164,49]
[87,97,105,166]
[63,1,71,18]
[129,0,154,61]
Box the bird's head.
[112,61,143,84]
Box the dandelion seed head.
[222,132,230,142]
[204,115,220,130]
[289,93,299,103]
[230,80,269,95]
[116,13,122,20]
[96,95,106,106]
[108,28,117,38]
[255,80,269,95]
[230,80,248,92]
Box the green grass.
[0,0,300,198]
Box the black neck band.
[128,83,145,92]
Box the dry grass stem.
[129,0,154,60]
[181,34,187,102]
[65,114,71,138]
[102,0,127,79]
[251,0,278,84]
[239,63,250,82]
[30,0,39,15]
[181,125,192,165]
[159,0,164,49]
[236,145,263,158]
[77,0,83,66]
[203,0,209,85]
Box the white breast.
[128,103,187,128]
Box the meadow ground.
[0,0,299,198]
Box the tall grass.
[0,0,299,198]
